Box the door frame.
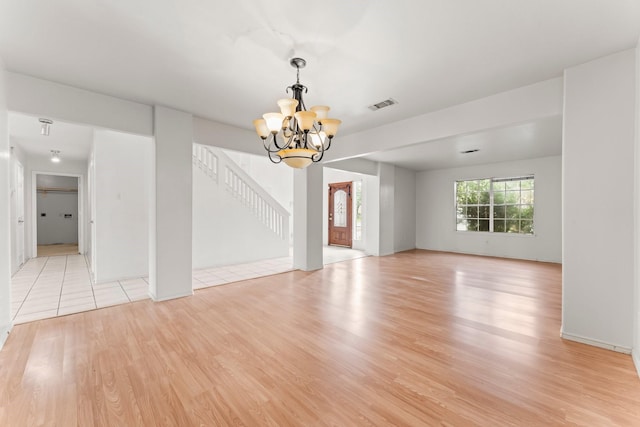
[32,171,84,257]
[12,159,25,269]
[328,181,353,248]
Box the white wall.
[378,163,395,256]
[416,155,562,262]
[225,149,293,215]
[192,161,289,269]
[635,37,640,376]
[563,49,636,352]
[394,166,416,252]
[150,106,193,301]
[293,166,324,271]
[93,130,151,282]
[0,58,12,349]
[364,174,380,256]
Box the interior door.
[328,181,352,247]
[15,161,25,267]
[88,155,97,278]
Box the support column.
[563,49,635,351]
[149,106,193,301]
[378,162,395,256]
[293,165,323,271]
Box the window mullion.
[489,180,494,232]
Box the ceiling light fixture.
[253,57,341,169]
[50,150,61,163]
[39,118,53,136]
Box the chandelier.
[253,57,341,168]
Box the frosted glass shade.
[277,98,299,117]
[294,111,316,131]
[310,105,330,122]
[322,118,342,137]
[277,148,315,169]
[263,112,284,133]
[253,119,270,138]
[309,131,326,148]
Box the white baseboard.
[149,290,193,302]
[633,350,640,378]
[561,331,632,354]
[0,323,13,350]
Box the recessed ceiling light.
[50,150,61,163]
[460,149,479,154]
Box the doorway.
[328,181,352,247]
[33,173,82,257]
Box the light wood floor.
[1,250,639,425]
[37,243,79,257]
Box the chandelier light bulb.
[263,112,284,133]
[50,150,61,163]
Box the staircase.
[192,144,289,241]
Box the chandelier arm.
[312,147,325,163]
[273,133,286,150]
[256,57,338,168]
[264,135,287,154]
[324,137,333,151]
[281,133,293,150]
[267,150,283,164]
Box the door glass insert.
[334,190,347,227]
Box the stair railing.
[193,144,289,241]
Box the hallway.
[10,246,367,324]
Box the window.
[353,180,362,240]
[456,176,534,234]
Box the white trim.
[0,323,12,350]
[149,290,193,302]
[633,349,640,378]
[561,330,632,354]
[31,171,84,257]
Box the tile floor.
[10,246,367,325]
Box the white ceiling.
[1,1,639,169]
[9,112,92,161]
[362,115,562,171]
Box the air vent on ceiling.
[368,98,398,111]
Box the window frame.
[455,175,535,235]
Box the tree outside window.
[456,176,534,234]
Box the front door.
[328,181,352,248]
